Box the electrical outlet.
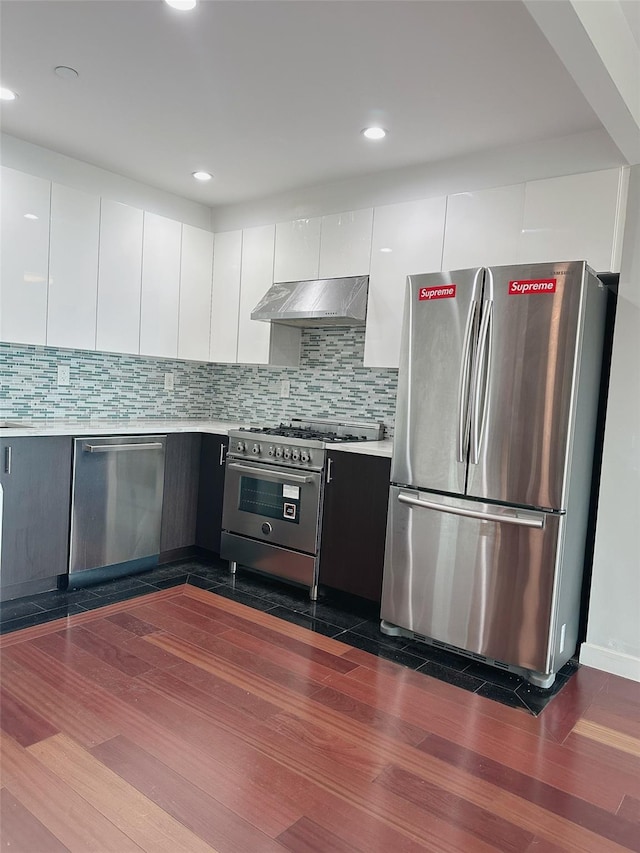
[164,372,174,392]
[57,364,70,386]
[280,379,290,398]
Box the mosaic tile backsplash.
[0,329,399,433]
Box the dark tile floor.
[0,555,578,715]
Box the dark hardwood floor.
[1,583,639,851]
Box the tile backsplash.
[0,329,399,433]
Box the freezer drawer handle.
[83,442,164,453]
[398,493,545,529]
[227,461,313,485]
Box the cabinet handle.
[4,445,11,474]
[219,443,226,466]
[326,457,333,484]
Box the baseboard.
[579,642,640,682]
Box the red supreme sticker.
[419,284,457,301]
[509,279,556,295]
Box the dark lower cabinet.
[319,450,391,602]
[0,436,72,599]
[160,433,202,554]
[195,434,228,555]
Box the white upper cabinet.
[319,208,374,279]
[48,183,100,351]
[442,184,525,271]
[518,168,628,272]
[139,212,181,358]
[364,196,447,369]
[0,167,51,345]
[210,229,242,363]
[96,199,143,354]
[274,217,321,282]
[237,224,276,364]
[178,224,214,362]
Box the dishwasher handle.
[83,441,164,453]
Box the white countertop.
[0,419,394,458]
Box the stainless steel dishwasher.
[68,435,166,586]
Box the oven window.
[238,476,300,524]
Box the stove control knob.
[283,447,292,460]
[300,450,310,463]
[236,441,245,453]
[267,445,275,457]
[252,443,260,454]
[291,449,300,461]
[275,446,283,458]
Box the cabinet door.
[140,212,181,358]
[196,435,228,554]
[96,199,144,354]
[178,224,214,361]
[0,437,72,591]
[319,208,373,279]
[237,223,275,364]
[518,168,628,272]
[442,183,525,271]
[48,183,100,350]
[210,229,242,363]
[319,451,391,602]
[364,196,447,369]
[274,217,321,282]
[0,167,51,345]
[160,433,202,553]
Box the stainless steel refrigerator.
[381,261,607,687]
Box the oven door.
[222,459,322,555]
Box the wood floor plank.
[172,594,359,674]
[181,586,353,655]
[617,795,640,824]
[321,665,638,811]
[1,644,121,747]
[216,624,359,685]
[0,587,182,649]
[572,718,640,758]
[276,816,361,853]
[0,686,59,747]
[82,616,178,669]
[375,763,535,853]
[28,732,219,853]
[91,734,289,853]
[106,611,160,636]
[144,625,329,699]
[0,787,70,853]
[0,732,144,852]
[62,624,156,676]
[416,733,640,852]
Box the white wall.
[581,164,640,681]
[1,134,213,230]
[211,128,623,231]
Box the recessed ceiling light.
[192,171,213,181]
[362,127,387,141]
[24,213,39,220]
[55,66,79,80]
[379,247,393,253]
[0,87,18,101]
[165,0,197,10]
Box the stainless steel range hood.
[251,275,368,327]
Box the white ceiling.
[0,0,613,208]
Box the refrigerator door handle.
[457,269,483,463]
[397,492,545,529]
[470,298,493,465]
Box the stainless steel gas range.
[220,418,384,599]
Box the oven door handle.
[226,461,314,485]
